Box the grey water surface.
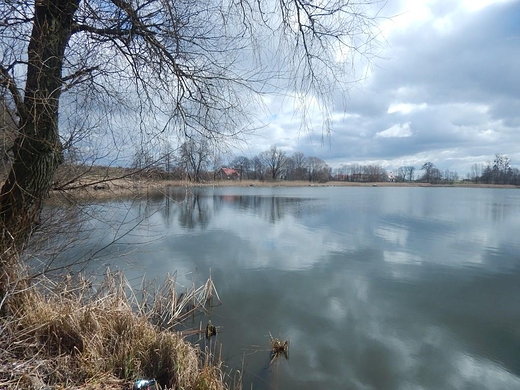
[53,186,520,389]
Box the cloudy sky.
[245,0,520,176]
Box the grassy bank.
[0,270,234,389]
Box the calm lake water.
[50,186,520,389]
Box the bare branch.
[0,64,26,123]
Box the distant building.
[387,172,395,182]
[218,167,240,180]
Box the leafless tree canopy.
[0,0,384,289]
[260,144,287,179]
[1,0,384,138]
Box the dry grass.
[0,270,232,390]
[45,172,520,206]
[50,178,520,205]
[269,333,289,366]
[45,179,422,205]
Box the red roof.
[221,168,240,176]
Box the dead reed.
[0,270,231,390]
[269,333,289,366]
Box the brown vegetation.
[0,270,234,390]
[48,176,520,205]
[269,333,289,366]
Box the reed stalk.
[0,270,232,389]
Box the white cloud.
[376,122,413,138]
[387,102,428,114]
[478,129,499,141]
[460,0,516,12]
[227,0,520,177]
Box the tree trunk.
[0,0,79,303]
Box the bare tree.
[160,141,175,177]
[478,155,519,185]
[231,156,251,180]
[470,163,482,184]
[421,162,436,183]
[307,156,330,182]
[132,147,156,171]
[251,155,265,180]
[334,164,350,181]
[0,0,384,295]
[260,145,288,180]
[492,154,512,184]
[404,166,415,182]
[363,164,387,182]
[443,169,458,184]
[419,166,442,184]
[348,163,363,181]
[291,151,308,180]
[178,136,212,182]
[397,166,415,182]
[396,167,406,182]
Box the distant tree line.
[412,162,459,185]
[99,144,520,186]
[231,146,331,182]
[134,141,423,184]
[392,154,520,186]
[331,164,389,182]
[469,154,520,185]
[130,143,333,183]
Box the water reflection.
[47,187,520,389]
[178,194,211,229]
[212,193,305,224]
[154,187,312,230]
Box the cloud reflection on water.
[51,186,520,389]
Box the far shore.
[48,178,519,202]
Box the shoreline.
[48,178,520,202]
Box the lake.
[48,186,520,389]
